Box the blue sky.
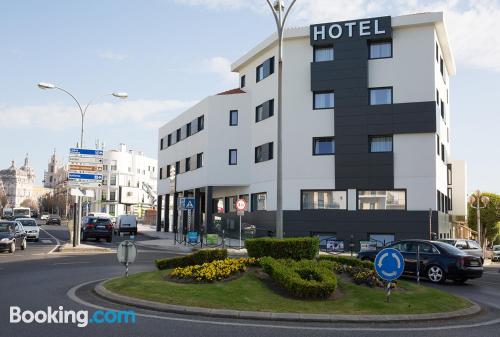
[0,0,499,194]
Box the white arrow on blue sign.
[68,173,103,180]
[70,148,104,156]
[374,248,405,282]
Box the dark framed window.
[166,165,171,178]
[441,101,445,120]
[197,153,203,168]
[447,164,452,185]
[369,87,392,105]
[436,89,440,104]
[198,115,204,131]
[185,157,190,172]
[159,167,163,180]
[440,57,444,76]
[229,110,238,126]
[256,99,274,122]
[448,187,453,210]
[176,128,181,142]
[369,135,393,153]
[369,40,392,59]
[314,45,334,62]
[441,144,445,162]
[167,134,172,146]
[437,134,440,155]
[256,56,275,82]
[358,190,406,210]
[255,142,273,163]
[313,137,335,155]
[186,123,191,137]
[160,138,164,150]
[251,192,267,211]
[313,91,334,109]
[229,149,237,165]
[240,75,246,88]
[436,42,439,62]
[175,161,180,175]
[301,190,347,210]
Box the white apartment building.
[0,156,36,207]
[157,12,468,247]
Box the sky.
[0,0,499,194]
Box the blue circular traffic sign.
[374,248,405,281]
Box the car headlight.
[0,238,10,242]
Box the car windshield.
[0,223,12,232]
[494,246,500,251]
[18,220,37,227]
[433,241,467,255]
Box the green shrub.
[155,249,227,270]
[260,257,337,299]
[318,255,374,269]
[245,237,319,260]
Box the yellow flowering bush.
[171,258,258,282]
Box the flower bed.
[170,258,258,282]
[155,249,227,270]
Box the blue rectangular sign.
[68,173,103,180]
[181,197,196,210]
[187,231,198,244]
[70,148,104,156]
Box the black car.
[0,221,27,253]
[46,215,61,225]
[81,217,112,242]
[357,239,483,284]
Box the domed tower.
[21,153,36,185]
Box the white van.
[114,215,137,236]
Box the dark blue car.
[0,221,27,253]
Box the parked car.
[46,214,61,225]
[16,218,39,241]
[357,239,483,284]
[40,213,49,221]
[114,215,137,236]
[0,221,27,253]
[81,217,113,242]
[440,239,484,263]
[492,245,500,262]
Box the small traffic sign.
[68,173,103,180]
[180,197,196,210]
[236,199,246,211]
[117,240,137,277]
[374,248,405,282]
[70,148,104,156]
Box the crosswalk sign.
[180,197,196,210]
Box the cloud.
[202,56,239,86]
[97,51,128,61]
[0,99,196,131]
[174,0,500,73]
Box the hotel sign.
[310,16,391,43]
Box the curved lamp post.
[469,190,490,250]
[37,82,128,147]
[265,0,297,239]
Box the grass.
[104,270,472,315]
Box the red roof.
[216,88,246,95]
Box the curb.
[94,279,481,323]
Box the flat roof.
[231,12,455,75]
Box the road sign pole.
[239,215,242,249]
[386,281,391,302]
[416,245,421,285]
[73,201,77,247]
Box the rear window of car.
[467,241,481,249]
[433,241,467,255]
[87,218,110,225]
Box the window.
[256,57,274,82]
[369,40,392,59]
[440,57,444,76]
[369,234,395,247]
[255,142,273,163]
[166,165,171,178]
[437,134,440,155]
[314,45,334,62]
[314,92,334,109]
[176,128,181,142]
[240,75,246,88]
[175,161,180,175]
[186,123,191,137]
[110,175,117,186]
[185,157,191,172]
[109,191,116,201]
[198,115,204,131]
[159,167,163,180]
[313,137,335,155]
[358,190,406,210]
[448,187,453,211]
[436,89,440,104]
[447,164,452,185]
[301,190,347,209]
[369,136,393,153]
[251,192,267,211]
[227,196,238,212]
[441,144,445,162]
[109,204,115,215]
[229,110,238,126]
[167,134,172,146]
[369,88,392,105]
[160,138,164,150]
[441,101,445,120]
[418,243,439,254]
[229,149,237,165]
[436,42,439,61]
[197,153,203,168]
[255,99,274,122]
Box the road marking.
[40,228,61,254]
[67,279,500,332]
[53,261,90,266]
[41,239,52,244]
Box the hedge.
[245,237,319,260]
[155,249,227,270]
[260,257,337,299]
[318,255,374,269]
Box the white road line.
[67,279,500,332]
[41,239,52,244]
[53,261,90,266]
[39,227,61,254]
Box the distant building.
[43,149,62,189]
[0,155,36,207]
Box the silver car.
[492,245,500,262]
[440,239,484,263]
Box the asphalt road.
[1,226,500,337]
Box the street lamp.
[265,0,297,239]
[37,82,128,147]
[469,190,490,250]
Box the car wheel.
[427,265,446,284]
[9,242,15,253]
[20,238,26,250]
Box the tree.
[468,192,500,246]
[21,198,38,211]
[0,189,7,210]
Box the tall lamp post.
[469,190,490,250]
[265,0,297,239]
[37,82,128,246]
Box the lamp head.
[37,82,55,89]
[112,92,128,99]
[273,0,284,11]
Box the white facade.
[0,156,36,208]
[157,12,466,243]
